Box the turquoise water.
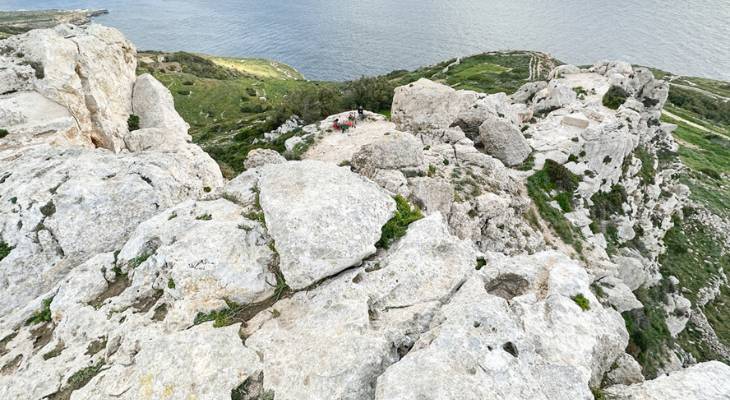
[4,0,729,81]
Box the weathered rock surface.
[258,160,396,289]
[479,114,532,166]
[243,148,286,170]
[0,24,137,151]
[605,361,730,399]
[0,23,724,400]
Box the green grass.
[376,195,423,249]
[571,293,590,311]
[26,296,53,325]
[623,283,673,379]
[193,298,244,327]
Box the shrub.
[427,164,437,177]
[0,240,13,261]
[590,184,627,221]
[555,192,574,212]
[572,293,590,311]
[700,167,722,180]
[196,213,213,221]
[634,146,656,184]
[602,85,630,110]
[127,114,140,131]
[543,159,580,192]
[0,129,8,139]
[167,278,175,289]
[342,75,396,112]
[26,297,53,325]
[177,89,191,96]
[376,195,423,249]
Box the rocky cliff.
[0,24,728,400]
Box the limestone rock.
[511,81,548,104]
[0,24,137,151]
[258,160,396,289]
[351,131,424,176]
[603,353,645,386]
[132,73,190,141]
[70,325,262,400]
[0,144,223,321]
[392,78,477,132]
[605,361,730,400]
[478,115,532,166]
[533,81,578,114]
[408,177,453,216]
[244,148,286,170]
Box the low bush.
[26,297,53,325]
[572,293,590,311]
[127,114,140,131]
[0,129,8,139]
[602,85,630,110]
[376,195,423,249]
[0,240,12,261]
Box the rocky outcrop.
[1,23,727,400]
[605,361,730,399]
[0,24,137,151]
[258,160,395,289]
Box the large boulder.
[478,115,532,166]
[132,73,190,141]
[258,160,396,289]
[0,24,137,151]
[605,361,730,400]
[392,78,477,132]
[351,131,424,176]
[244,148,286,170]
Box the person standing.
[357,105,365,120]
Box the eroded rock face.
[605,361,730,400]
[132,73,191,141]
[0,144,222,320]
[0,24,137,151]
[258,160,396,289]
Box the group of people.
[333,105,365,133]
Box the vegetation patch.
[376,195,423,249]
[127,114,140,131]
[0,128,8,139]
[26,296,53,325]
[633,146,656,185]
[602,85,629,110]
[526,160,583,252]
[196,213,213,221]
[571,293,590,311]
[623,283,673,379]
[0,240,12,262]
[128,251,152,269]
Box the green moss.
[475,257,487,270]
[571,293,590,311]
[602,85,629,110]
[167,278,176,289]
[127,114,140,131]
[26,296,53,325]
[376,195,424,249]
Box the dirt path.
[304,116,396,164]
[662,109,725,137]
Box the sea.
[3,0,729,81]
